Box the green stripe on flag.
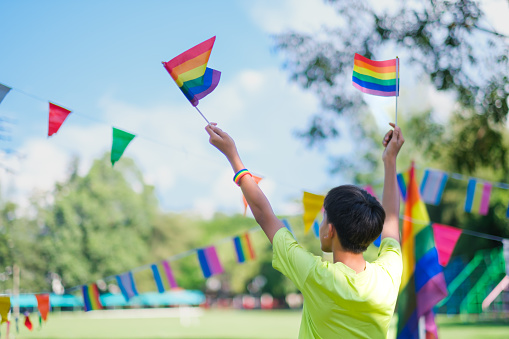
[352,71,397,86]
[415,226,435,260]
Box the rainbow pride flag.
[352,53,399,97]
[464,179,492,215]
[197,246,224,278]
[82,283,103,312]
[397,164,447,339]
[233,233,256,263]
[163,36,221,107]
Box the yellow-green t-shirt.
[272,228,402,339]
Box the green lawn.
[10,309,509,339]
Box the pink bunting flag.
[432,223,462,266]
[363,185,379,200]
[48,102,72,136]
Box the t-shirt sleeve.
[374,237,403,286]
[272,228,319,290]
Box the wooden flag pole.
[195,106,210,124]
[395,56,399,126]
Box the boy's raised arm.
[205,123,283,243]
[381,123,405,243]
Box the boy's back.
[273,228,402,338]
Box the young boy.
[205,122,404,338]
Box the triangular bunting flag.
[503,239,509,276]
[363,185,379,200]
[111,127,135,166]
[282,219,296,239]
[302,192,325,234]
[35,294,50,321]
[312,220,320,238]
[0,296,10,323]
[48,102,72,137]
[243,175,263,215]
[0,83,11,104]
[24,312,32,331]
[432,223,462,267]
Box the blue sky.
[1,0,508,217]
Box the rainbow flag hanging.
[197,246,224,278]
[397,164,447,339]
[397,171,410,200]
[464,179,492,215]
[352,53,399,97]
[82,283,103,312]
[233,233,256,263]
[163,36,221,107]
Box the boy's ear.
[328,223,335,238]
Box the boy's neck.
[332,247,366,274]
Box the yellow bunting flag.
[302,192,325,234]
[0,296,10,323]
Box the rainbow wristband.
[233,169,252,186]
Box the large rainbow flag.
[352,53,399,97]
[397,164,448,338]
[163,36,221,106]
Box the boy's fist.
[205,123,239,160]
[382,122,404,162]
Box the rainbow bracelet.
[233,169,252,186]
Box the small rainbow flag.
[233,233,256,263]
[197,246,224,278]
[163,36,221,107]
[352,53,399,97]
[82,283,103,312]
[464,179,492,215]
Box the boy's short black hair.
[323,185,385,254]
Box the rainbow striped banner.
[197,246,224,278]
[352,53,399,97]
[116,272,139,301]
[162,260,178,289]
[397,164,447,338]
[163,36,221,107]
[420,169,448,206]
[464,179,492,215]
[397,171,410,201]
[82,283,103,312]
[233,233,256,263]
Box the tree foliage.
[275,0,509,173]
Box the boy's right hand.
[205,123,239,161]
[382,122,404,163]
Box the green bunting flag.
[111,127,135,166]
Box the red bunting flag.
[35,294,50,321]
[48,102,71,136]
[24,313,33,331]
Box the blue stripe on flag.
[464,179,476,213]
[150,264,165,293]
[197,249,211,278]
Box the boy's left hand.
[205,123,239,160]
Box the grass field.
[9,309,509,339]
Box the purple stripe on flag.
[194,69,221,100]
[204,246,224,275]
[479,183,492,215]
[162,260,178,289]
[416,273,448,318]
[353,82,396,97]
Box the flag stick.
[395,56,399,126]
[194,106,210,124]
